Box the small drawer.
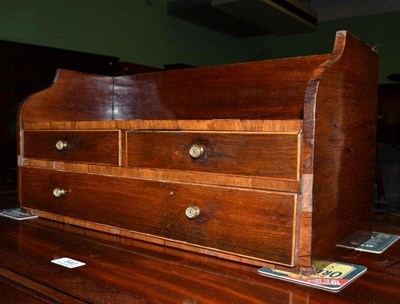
[21,167,298,266]
[24,130,119,165]
[127,131,300,180]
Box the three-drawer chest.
[17,31,378,273]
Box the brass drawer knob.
[189,144,204,159]
[53,187,66,198]
[55,140,68,151]
[185,206,200,219]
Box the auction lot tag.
[337,231,400,253]
[0,208,38,221]
[258,261,366,292]
[51,257,86,269]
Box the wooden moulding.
[22,159,301,193]
[22,119,303,132]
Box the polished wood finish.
[112,55,330,120]
[17,31,378,272]
[21,167,297,266]
[306,31,378,263]
[22,159,301,193]
[0,267,84,303]
[22,119,303,132]
[0,216,399,303]
[127,131,300,180]
[20,57,330,122]
[20,70,114,122]
[24,130,120,165]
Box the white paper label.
[51,257,86,269]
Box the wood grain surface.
[127,131,300,180]
[112,55,330,120]
[0,216,399,303]
[24,130,120,165]
[305,31,378,262]
[20,167,297,266]
[22,159,301,193]
[19,70,113,122]
[0,267,84,303]
[22,119,303,132]
[18,55,330,122]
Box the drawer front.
[21,167,297,266]
[24,131,119,165]
[127,131,299,180]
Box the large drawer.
[20,167,298,266]
[127,131,300,180]
[24,130,119,165]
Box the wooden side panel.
[24,130,120,165]
[113,55,329,120]
[19,70,114,122]
[20,167,297,266]
[309,31,378,261]
[127,131,299,180]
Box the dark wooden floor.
[0,199,399,303]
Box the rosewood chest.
[17,31,378,273]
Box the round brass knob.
[189,144,204,159]
[55,140,68,151]
[53,187,66,198]
[185,206,200,219]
